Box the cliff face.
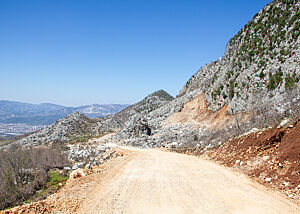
[179,0,299,119]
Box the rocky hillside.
[2,90,174,148]
[113,0,300,149]
[98,90,174,133]
[179,0,299,116]
[5,112,101,148]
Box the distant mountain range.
[5,89,174,147]
[0,100,129,125]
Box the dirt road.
[75,148,299,214]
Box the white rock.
[265,178,272,182]
[69,169,86,181]
[72,164,79,170]
[278,118,289,127]
[262,156,270,161]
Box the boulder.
[69,169,86,181]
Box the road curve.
[76,148,299,214]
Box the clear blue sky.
[0,0,270,106]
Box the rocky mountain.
[5,112,101,148]
[0,100,128,125]
[97,90,174,133]
[0,101,71,125]
[112,0,300,149]
[3,90,174,148]
[179,0,299,115]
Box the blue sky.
[0,0,270,106]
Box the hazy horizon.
[0,0,270,106]
[0,99,131,108]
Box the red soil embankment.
[180,120,300,200]
[206,121,300,200]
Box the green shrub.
[211,73,217,84]
[229,83,235,99]
[259,71,266,79]
[275,70,283,85]
[70,135,92,144]
[285,73,295,89]
[285,71,300,89]
[267,70,283,90]
[226,70,234,79]
[278,56,285,63]
[211,92,216,100]
[259,60,266,68]
[238,62,242,69]
[280,48,289,56]
[267,72,276,90]
[48,171,68,184]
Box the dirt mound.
[201,120,300,200]
[278,123,300,165]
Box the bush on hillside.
[0,142,70,210]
